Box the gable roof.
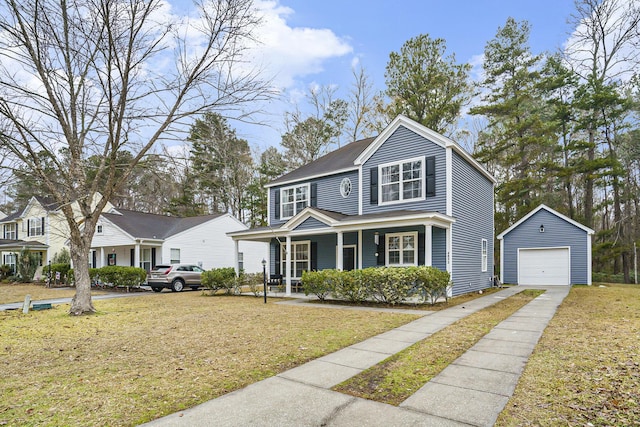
[266,115,495,188]
[0,195,63,224]
[102,209,225,240]
[267,137,375,188]
[497,204,594,239]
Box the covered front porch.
[90,239,163,272]
[228,208,454,296]
[0,239,49,278]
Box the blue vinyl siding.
[502,209,589,285]
[451,151,494,295]
[269,171,359,226]
[295,217,329,231]
[362,126,446,215]
[432,227,446,270]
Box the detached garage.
[497,205,594,286]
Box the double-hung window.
[28,218,43,236]
[280,184,309,219]
[170,248,180,264]
[280,241,310,279]
[4,223,16,239]
[481,239,488,272]
[379,157,424,204]
[386,232,418,266]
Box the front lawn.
[497,284,640,426]
[0,292,417,426]
[0,283,107,304]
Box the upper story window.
[4,223,17,239]
[379,157,424,204]
[96,225,103,234]
[280,183,309,219]
[28,217,44,236]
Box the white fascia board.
[497,204,594,239]
[264,166,358,188]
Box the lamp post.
[261,259,267,304]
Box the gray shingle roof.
[268,137,375,186]
[102,209,225,239]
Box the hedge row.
[301,266,451,305]
[68,266,147,289]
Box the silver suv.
[147,264,205,292]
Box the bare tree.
[0,0,272,315]
[346,65,377,141]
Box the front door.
[343,246,356,271]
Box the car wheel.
[171,279,185,292]
[151,287,162,293]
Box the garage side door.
[519,248,570,286]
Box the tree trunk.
[69,236,95,315]
[584,129,595,228]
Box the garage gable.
[498,205,594,286]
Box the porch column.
[285,236,292,296]
[425,225,433,266]
[100,247,105,268]
[446,225,452,273]
[357,230,363,269]
[233,239,239,275]
[336,231,344,270]
[135,242,140,268]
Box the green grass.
[0,292,418,426]
[496,284,640,426]
[333,289,544,405]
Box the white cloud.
[248,1,353,89]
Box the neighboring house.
[0,196,104,277]
[0,195,113,277]
[91,209,267,273]
[497,204,594,286]
[228,115,497,296]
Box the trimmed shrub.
[413,266,451,305]
[91,266,147,289]
[331,269,368,303]
[201,267,237,295]
[301,270,332,301]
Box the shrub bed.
[302,266,451,305]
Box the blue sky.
[174,0,580,152]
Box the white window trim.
[280,240,311,279]
[96,224,103,235]
[385,231,418,267]
[4,223,17,239]
[28,217,43,236]
[378,156,426,206]
[481,239,488,272]
[280,183,311,220]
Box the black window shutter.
[41,217,45,235]
[376,234,385,265]
[151,248,156,269]
[274,242,281,275]
[27,219,30,237]
[274,190,281,220]
[2,224,5,238]
[15,225,18,239]
[311,242,318,271]
[370,168,378,205]
[130,248,135,267]
[418,232,425,265]
[310,183,317,207]
[426,156,436,197]
[92,251,97,268]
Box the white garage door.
[519,248,570,286]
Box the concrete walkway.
[140,285,569,427]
